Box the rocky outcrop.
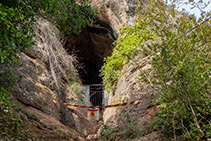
[8,17,96,137]
[103,55,159,128]
[92,0,137,31]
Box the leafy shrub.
[0,109,31,140]
[0,3,33,64]
[100,19,156,90]
[100,112,147,140]
[29,0,96,35]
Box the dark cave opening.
[64,23,116,107]
[65,25,114,85]
[79,60,102,84]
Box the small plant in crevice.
[14,107,40,121]
[68,82,85,101]
[68,82,83,95]
[100,125,120,141]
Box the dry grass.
[32,17,78,93]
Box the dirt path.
[85,112,104,141]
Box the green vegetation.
[100,112,147,140]
[14,107,40,121]
[68,82,85,101]
[100,19,156,90]
[0,2,33,65]
[100,0,210,140]
[28,0,96,35]
[0,0,33,110]
[0,109,31,140]
[0,0,96,139]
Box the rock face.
[65,0,139,85]
[9,17,96,137]
[103,56,158,128]
[92,0,137,31]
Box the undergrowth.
[0,108,32,140]
[100,112,148,141]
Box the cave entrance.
[82,84,109,107]
[65,25,115,106]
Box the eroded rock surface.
[8,17,96,138]
[92,0,137,31]
[103,55,158,129]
